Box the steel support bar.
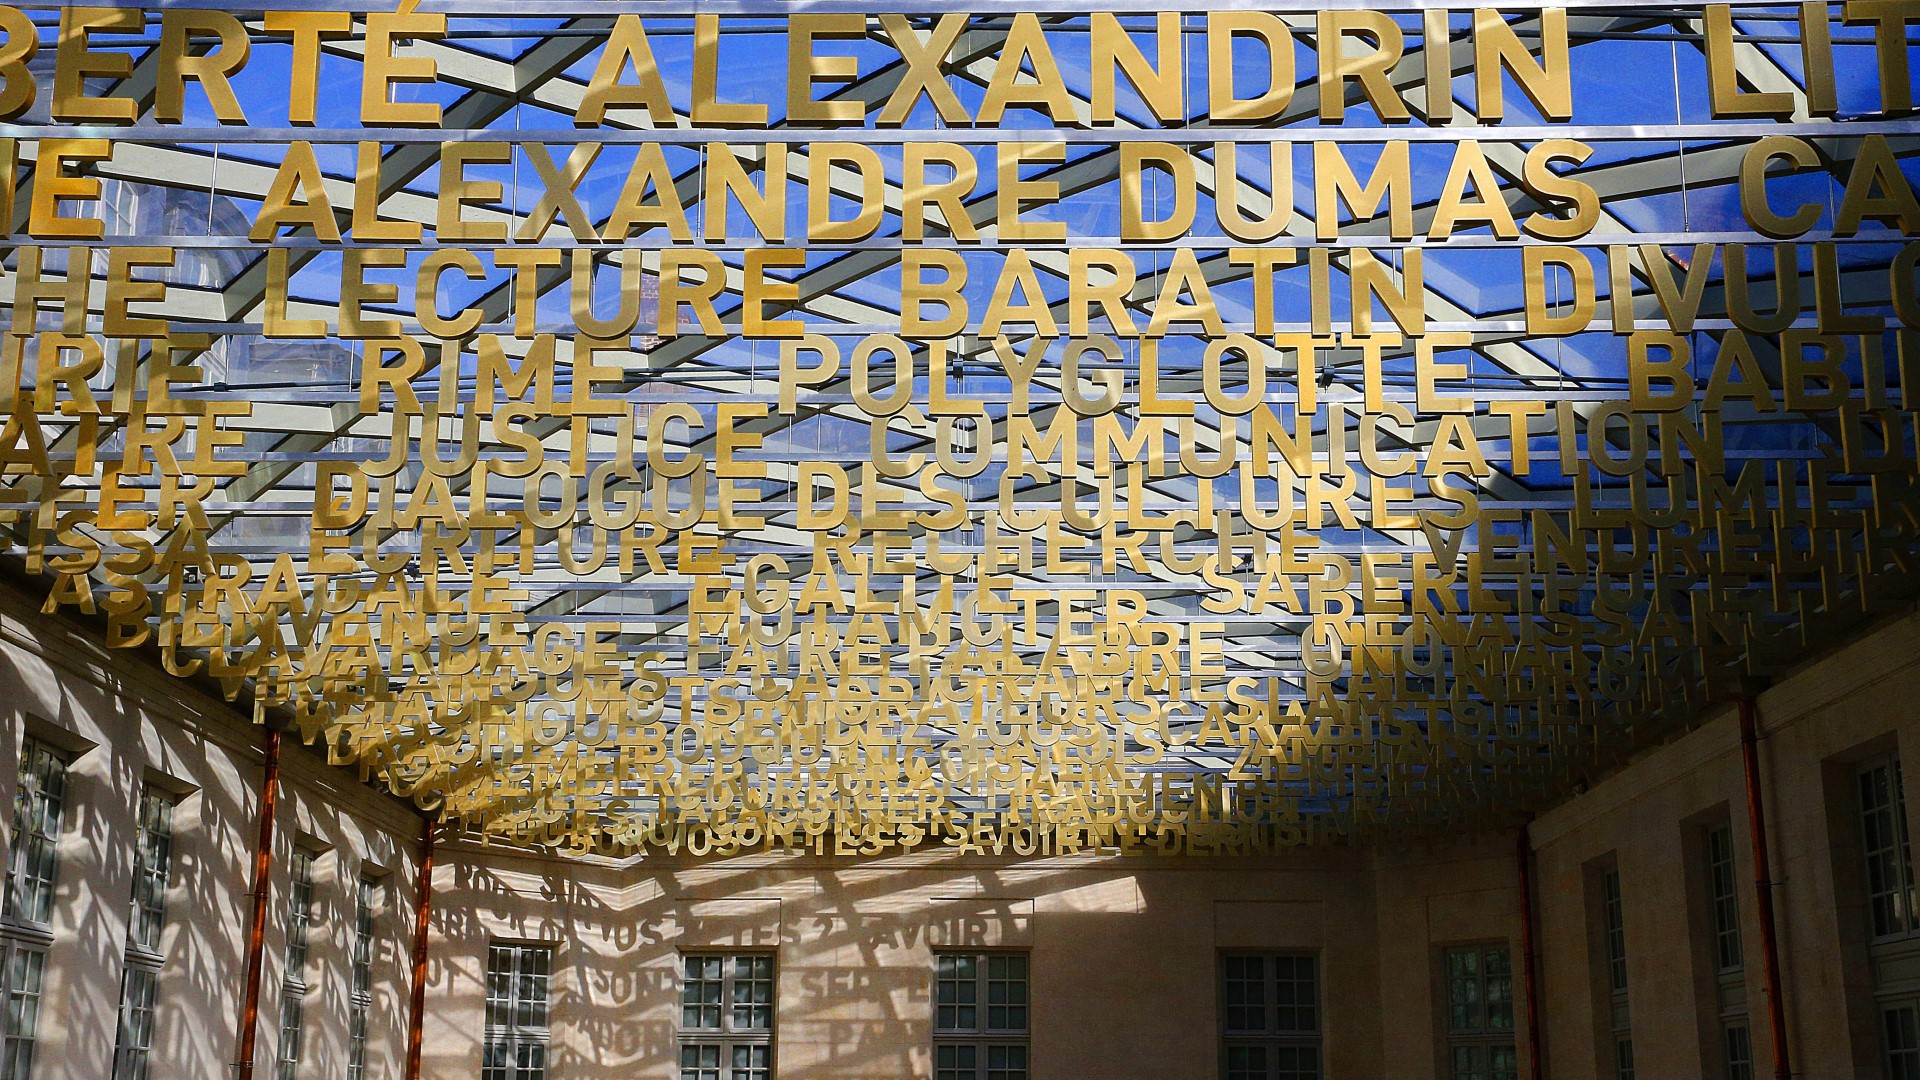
[1739,698,1792,1080]
[10,121,1917,143]
[405,819,437,1080]
[235,728,282,1080]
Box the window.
[126,789,174,954]
[114,787,177,1080]
[1221,953,1320,1080]
[1889,1004,1920,1080]
[112,969,159,1080]
[1701,823,1750,1080]
[934,953,1029,1080]
[1596,867,1632,1080]
[1601,870,1628,994]
[0,949,44,1080]
[679,954,773,1080]
[276,850,316,1080]
[1443,945,1516,1080]
[348,875,381,1080]
[1723,1022,1754,1080]
[1705,825,1744,971]
[1860,757,1920,940]
[485,943,552,1080]
[4,740,68,926]
[1,739,68,1080]
[1858,755,1920,1079]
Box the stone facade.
[6,575,1920,1078]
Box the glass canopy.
[1,2,1916,856]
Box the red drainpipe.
[235,728,282,1080]
[405,818,437,1080]
[1517,825,1545,1080]
[1739,698,1792,1080]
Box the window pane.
[1221,954,1322,1080]
[680,1043,720,1080]
[730,1042,770,1080]
[1225,1043,1267,1080]
[519,962,549,1029]
[986,955,1028,1033]
[1706,826,1745,971]
[1490,1045,1519,1080]
[1861,760,1920,940]
[1724,1022,1754,1080]
[1276,1043,1321,1080]
[936,954,1025,1080]
[1888,1006,1920,1080]
[730,955,773,1031]
[936,953,979,1033]
[936,1042,976,1080]
[275,994,304,1080]
[128,789,175,953]
[1274,955,1318,1034]
[5,741,69,926]
[1602,871,1628,993]
[275,852,317,1080]
[1446,946,1483,1034]
[683,956,722,1030]
[3,948,46,1080]
[1615,1036,1635,1080]
[1451,1044,1485,1080]
[483,1039,511,1080]
[283,851,315,977]
[1485,948,1514,1032]
[484,944,552,1080]
[1224,955,1267,1033]
[112,966,160,1080]
[487,947,515,1029]
[681,954,773,1080]
[348,875,379,1080]
[987,1042,1027,1080]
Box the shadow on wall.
[2,636,251,1078]
[422,852,1233,1080]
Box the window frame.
[1694,818,1754,1080]
[1,738,68,1080]
[1858,755,1920,942]
[1601,869,1628,996]
[1888,1000,1920,1080]
[1219,950,1323,1080]
[1440,942,1517,1080]
[677,951,775,1080]
[1591,862,1633,1080]
[113,786,178,1080]
[275,848,319,1080]
[484,941,554,1080]
[347,873,382,1080]
[111,965,160,1080]
[125,787,176,956]
[3,739,70,929]
[0,944,46,1080]
[1852,753,1920,1080]
[1721,1020,1753,1080]
[1704,824,1745,973]
[933,950,1030,1080]
[1613,1035,1636,1080]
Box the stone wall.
[1531,606,1920,1080]
[10,573,1920,1079]
[0,580,424,1080]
